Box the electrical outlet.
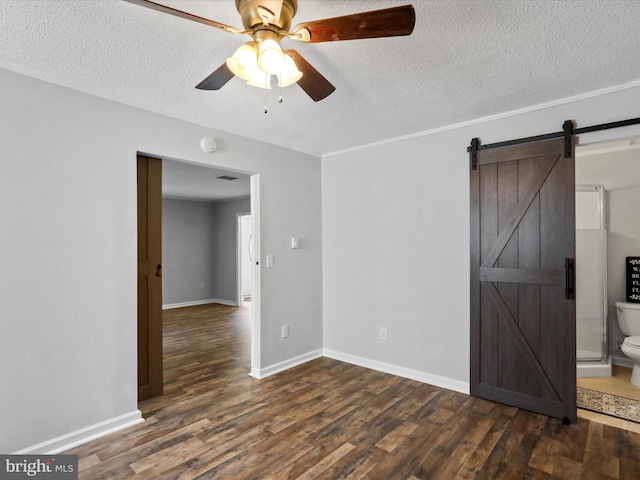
[380,327,387,341]
[282,325,289,338]
[201,283,205,289]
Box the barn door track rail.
[469,116,640,170]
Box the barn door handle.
[564,258,573,299]
[155,264,162,277]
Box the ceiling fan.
[123,0,416,101]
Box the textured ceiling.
[162,159,250,202]
[2,1,640,157]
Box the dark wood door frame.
[137,155,163,401]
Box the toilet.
[616,301,640,387]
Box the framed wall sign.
[627,257,640,303]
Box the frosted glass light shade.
[257,39,285,75]
[246,71,272,89]
[226,42,258,81]
[277,54,302,87]
[225,38,296,90]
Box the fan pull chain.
[264,75,269,113]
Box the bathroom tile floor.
[577,365,640,433]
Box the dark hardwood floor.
[68,303,640,479]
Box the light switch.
[266,255,274,268]
[291,237,298,249]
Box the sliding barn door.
[470,138,576,422]
[137,155,163,402]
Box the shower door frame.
[575,184,608,363]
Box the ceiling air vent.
[217,175,238,181]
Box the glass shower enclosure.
[575,185,608,362]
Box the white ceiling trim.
[322,78,640,159]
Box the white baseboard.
[163,298,237,310]
[322,349,470,395]
[248,349,469,394]
[13,410,144,455]
[211,298,238,307]
[250,349,323,379]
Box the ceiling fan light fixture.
[225,41,258,80]
[277,54,302,87]
[257,38,286,75]
[127,1,416,102]
[246,70,272,89]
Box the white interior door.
[239,214,253,300]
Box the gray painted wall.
[322,84,640,390]
[162,196,250,306]
[0,67,322,453]
[211,197,251,303]
[162,198,217,306]
[4,63,640,455]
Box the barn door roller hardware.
[470,137,479,171]
[468,116,640,170]
[563,120,574,158]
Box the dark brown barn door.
[470,137,576,422]
[137,155,163,401]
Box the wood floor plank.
[528,436,563,474]
[375,421,420,453]
[157,448,245,480]
[475,430,527,479]
[129,436,210,475]
[343,448,390,479]
[66,303,640,479]
[295,442,356,480]
[456,406,512,478]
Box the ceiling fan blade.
[293,5,415,43]
[286,50,335,102]
[196,63,235,90]
[252,0,283,24]
[122,0,239,33]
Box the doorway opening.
[575,135,640,426]
[138,155,260,404]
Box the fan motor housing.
[236,0,297,32]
